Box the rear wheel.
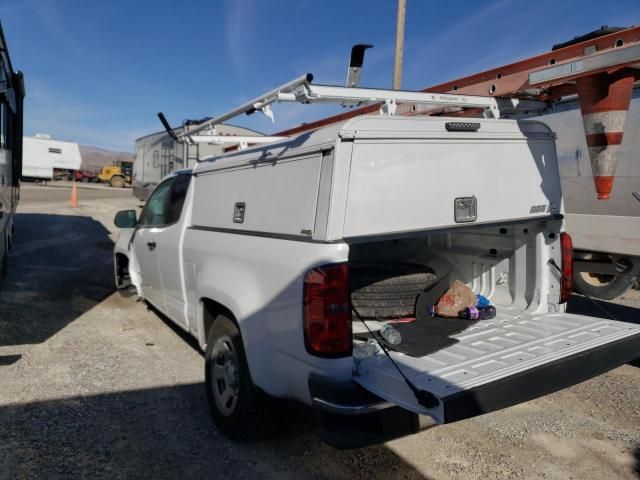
[350,262,437,318]
[110,175,125,188]
[81,176,90,183]
[574,254,640,300]
[205,314,273,441]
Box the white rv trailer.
[132,122,264,200]
[22,134,82,181]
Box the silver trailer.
[132,122,263,200]
[534,88,640,299]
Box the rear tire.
[574,273,636,300]
[205,314,273,441]
[574,254,640,300]
[350,262,437,318]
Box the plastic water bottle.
[380,324,402,345]
[353,339,383,359]
[458,305,497,320]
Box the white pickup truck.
[114,114,640,448]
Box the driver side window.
[138,179,174,227]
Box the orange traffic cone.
[70,180,78,208]
[576,69,635,200]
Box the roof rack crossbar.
[178,72,510,143]
[187,135,287,146]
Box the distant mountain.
[79,145,134,173]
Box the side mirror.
[114,209,137,228]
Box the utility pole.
[392,0,406,90]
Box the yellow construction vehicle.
[97,161,132,188]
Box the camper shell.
[193,115,563,241]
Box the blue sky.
[1,0,639,152]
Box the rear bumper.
[309,374,394,415]
[312,397,393,415]
[309,374,424,449]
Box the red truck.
[72,170,98,183]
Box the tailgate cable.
[351,306,440,409]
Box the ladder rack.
[186,134,287,149]
[176,73,536,144]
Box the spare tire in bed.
[350,262,437,319]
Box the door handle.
[147,241,157,251]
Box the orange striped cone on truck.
[576,69,635,200]
[70,180,78,208]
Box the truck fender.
[194,263,264,368]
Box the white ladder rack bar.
[178,73,504,141]
[179,73,313,139]
[283,84,500,113]
[187,135,287,145]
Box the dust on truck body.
[0,22,25,281]
[114,106,640,447]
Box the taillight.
[303,263,352,357]
[560,232,573,303]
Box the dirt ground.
[0,184,638,480]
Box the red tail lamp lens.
[303,263,352,357]
[560,232,573,303]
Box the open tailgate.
[353,310,640,423]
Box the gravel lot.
[0,184,638,480]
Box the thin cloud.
[27,0,80,52]
[402,0,515,87]
[408,0,514,58]
[0,4,30,15]
[224,0,257,75]
[25,78,148,151]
